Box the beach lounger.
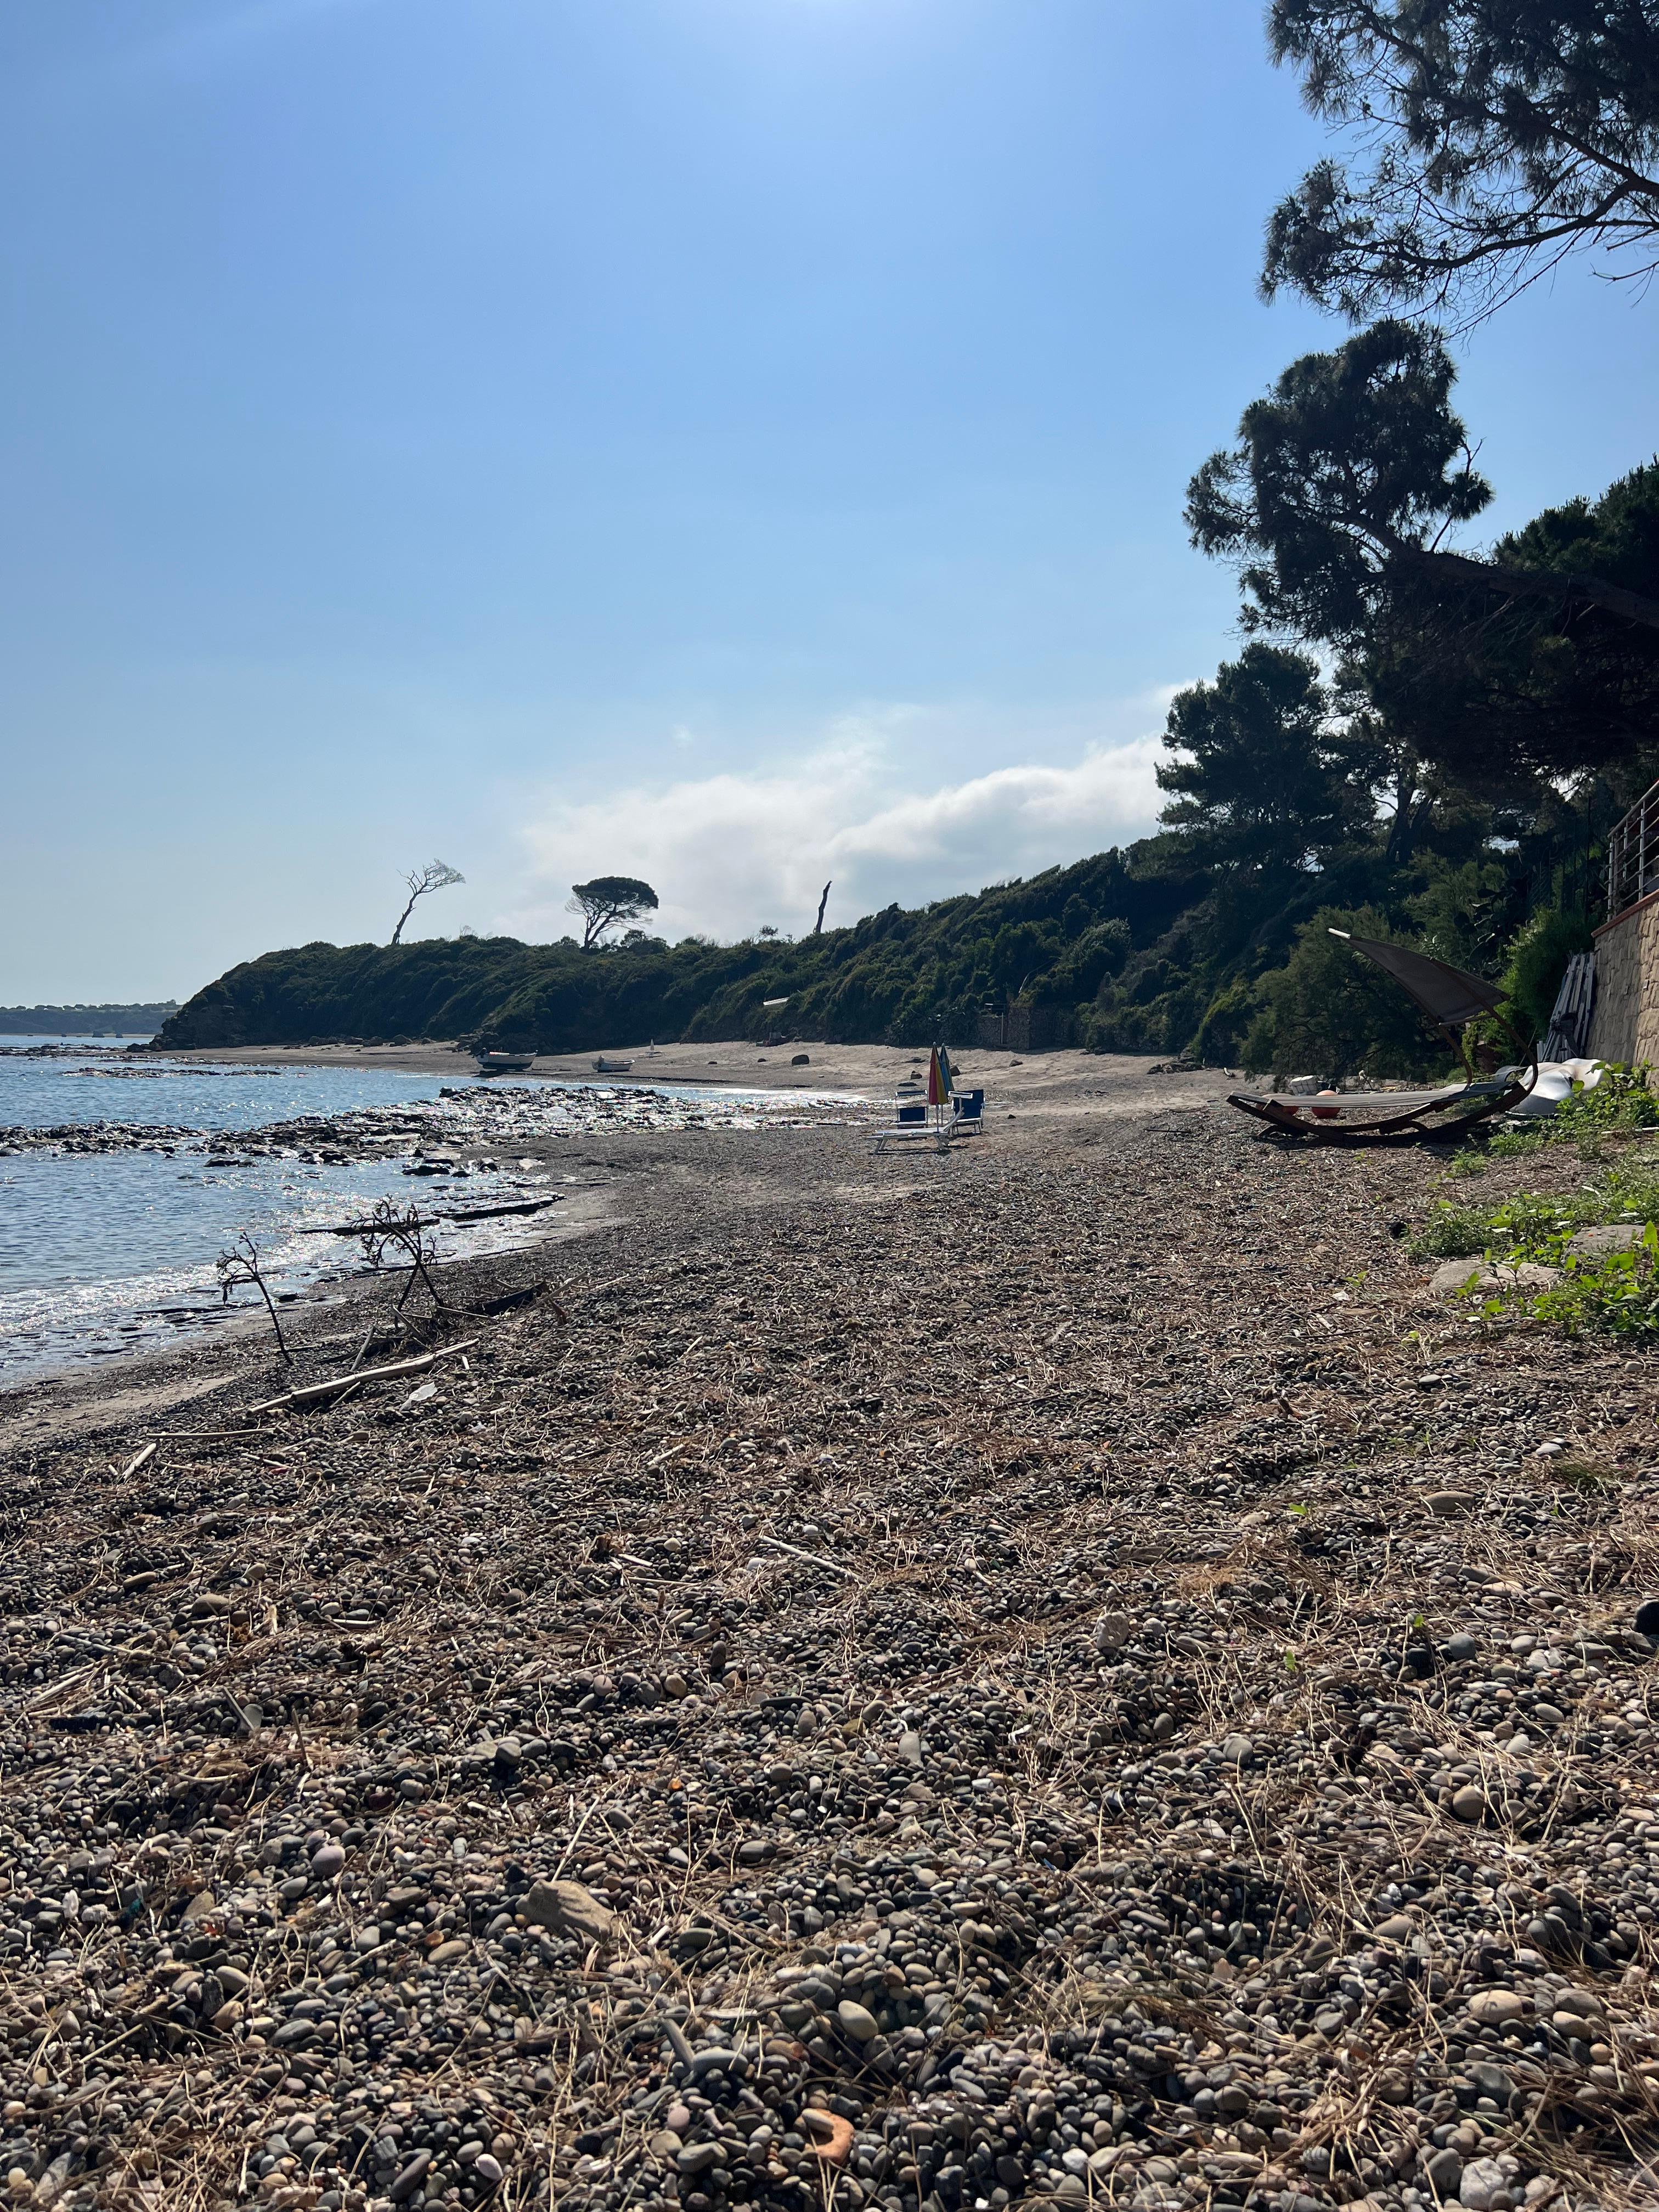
[1227,933,1537,1142]
[875,1099,971,1155]
[1226,1076,1528,1139]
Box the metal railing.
[1606,777,1659,921]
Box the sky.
[3,0,1655,1001]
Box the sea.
[0,1041,851,1378]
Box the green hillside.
[153,845,1215,1058]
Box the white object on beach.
[1499,1057,1606,1117]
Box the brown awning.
[1329,930,1506,1029]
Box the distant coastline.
[0,1001,177,1036]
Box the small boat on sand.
[475,1050,536,1073]
[592,1056,633,1074]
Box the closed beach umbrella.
[927,1046,953,1107]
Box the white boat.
[476,1050,536,1073]
[592,1056,633,1074]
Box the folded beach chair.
[952,1088,986,1133]
[1227,933,1537,1142]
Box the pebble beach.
[3,1065,1659,2212]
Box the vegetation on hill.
[151,850,1201,1057]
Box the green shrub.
[1243,905,1449,1080]
[1483,1065,1659,1158]
[1499,907,1593,1047]
[1527,1229,1659,1336]
[1553,1064,1659,1141]
[1416,1152,1659,1334]
[1406,1191,1582,1261]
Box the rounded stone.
[836,2000,879,2043]
[1423,2147,1463,2194]
[1467,1989,1526,2026]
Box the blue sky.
[4,0,1655,1000]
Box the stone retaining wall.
[1588,893,1659,1064]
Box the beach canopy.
[1328,930,1508,1031]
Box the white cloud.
[500,697,1175,944]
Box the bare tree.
[353,1199,446,1317]
[566,876,659,950]
[814,881,832,934]
[391,860,465,945]
[216,1232,294,1363]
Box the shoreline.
[1,1055,1228,1396]
[150,1037,1201,1105]
[0,1055,1228,1390]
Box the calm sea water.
[0,1045,849,1378]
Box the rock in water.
[523,1878,617,1943]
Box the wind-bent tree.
[391,859,465,945]
[1186,321,1659,647]
[1265,1,1659,324]
[1158,645,1355,875]
[567,876,659,950]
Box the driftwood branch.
[754,1532,857,1579]
[295,1196,560,1238]
[247,1337,480,1415]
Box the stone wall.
[1588,893,1659,1065]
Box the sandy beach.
[2,1079,1657,2211]
[160,1040,1229,1115]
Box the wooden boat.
[475,1050,536,1074]
[592,1056,633,1075]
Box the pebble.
[1459,2155,1512,2209]
[1467,1988,1527,2026]
[522,1877,616,1942]
[390,2149,434,2202]
[1424,2147,1464,2194]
